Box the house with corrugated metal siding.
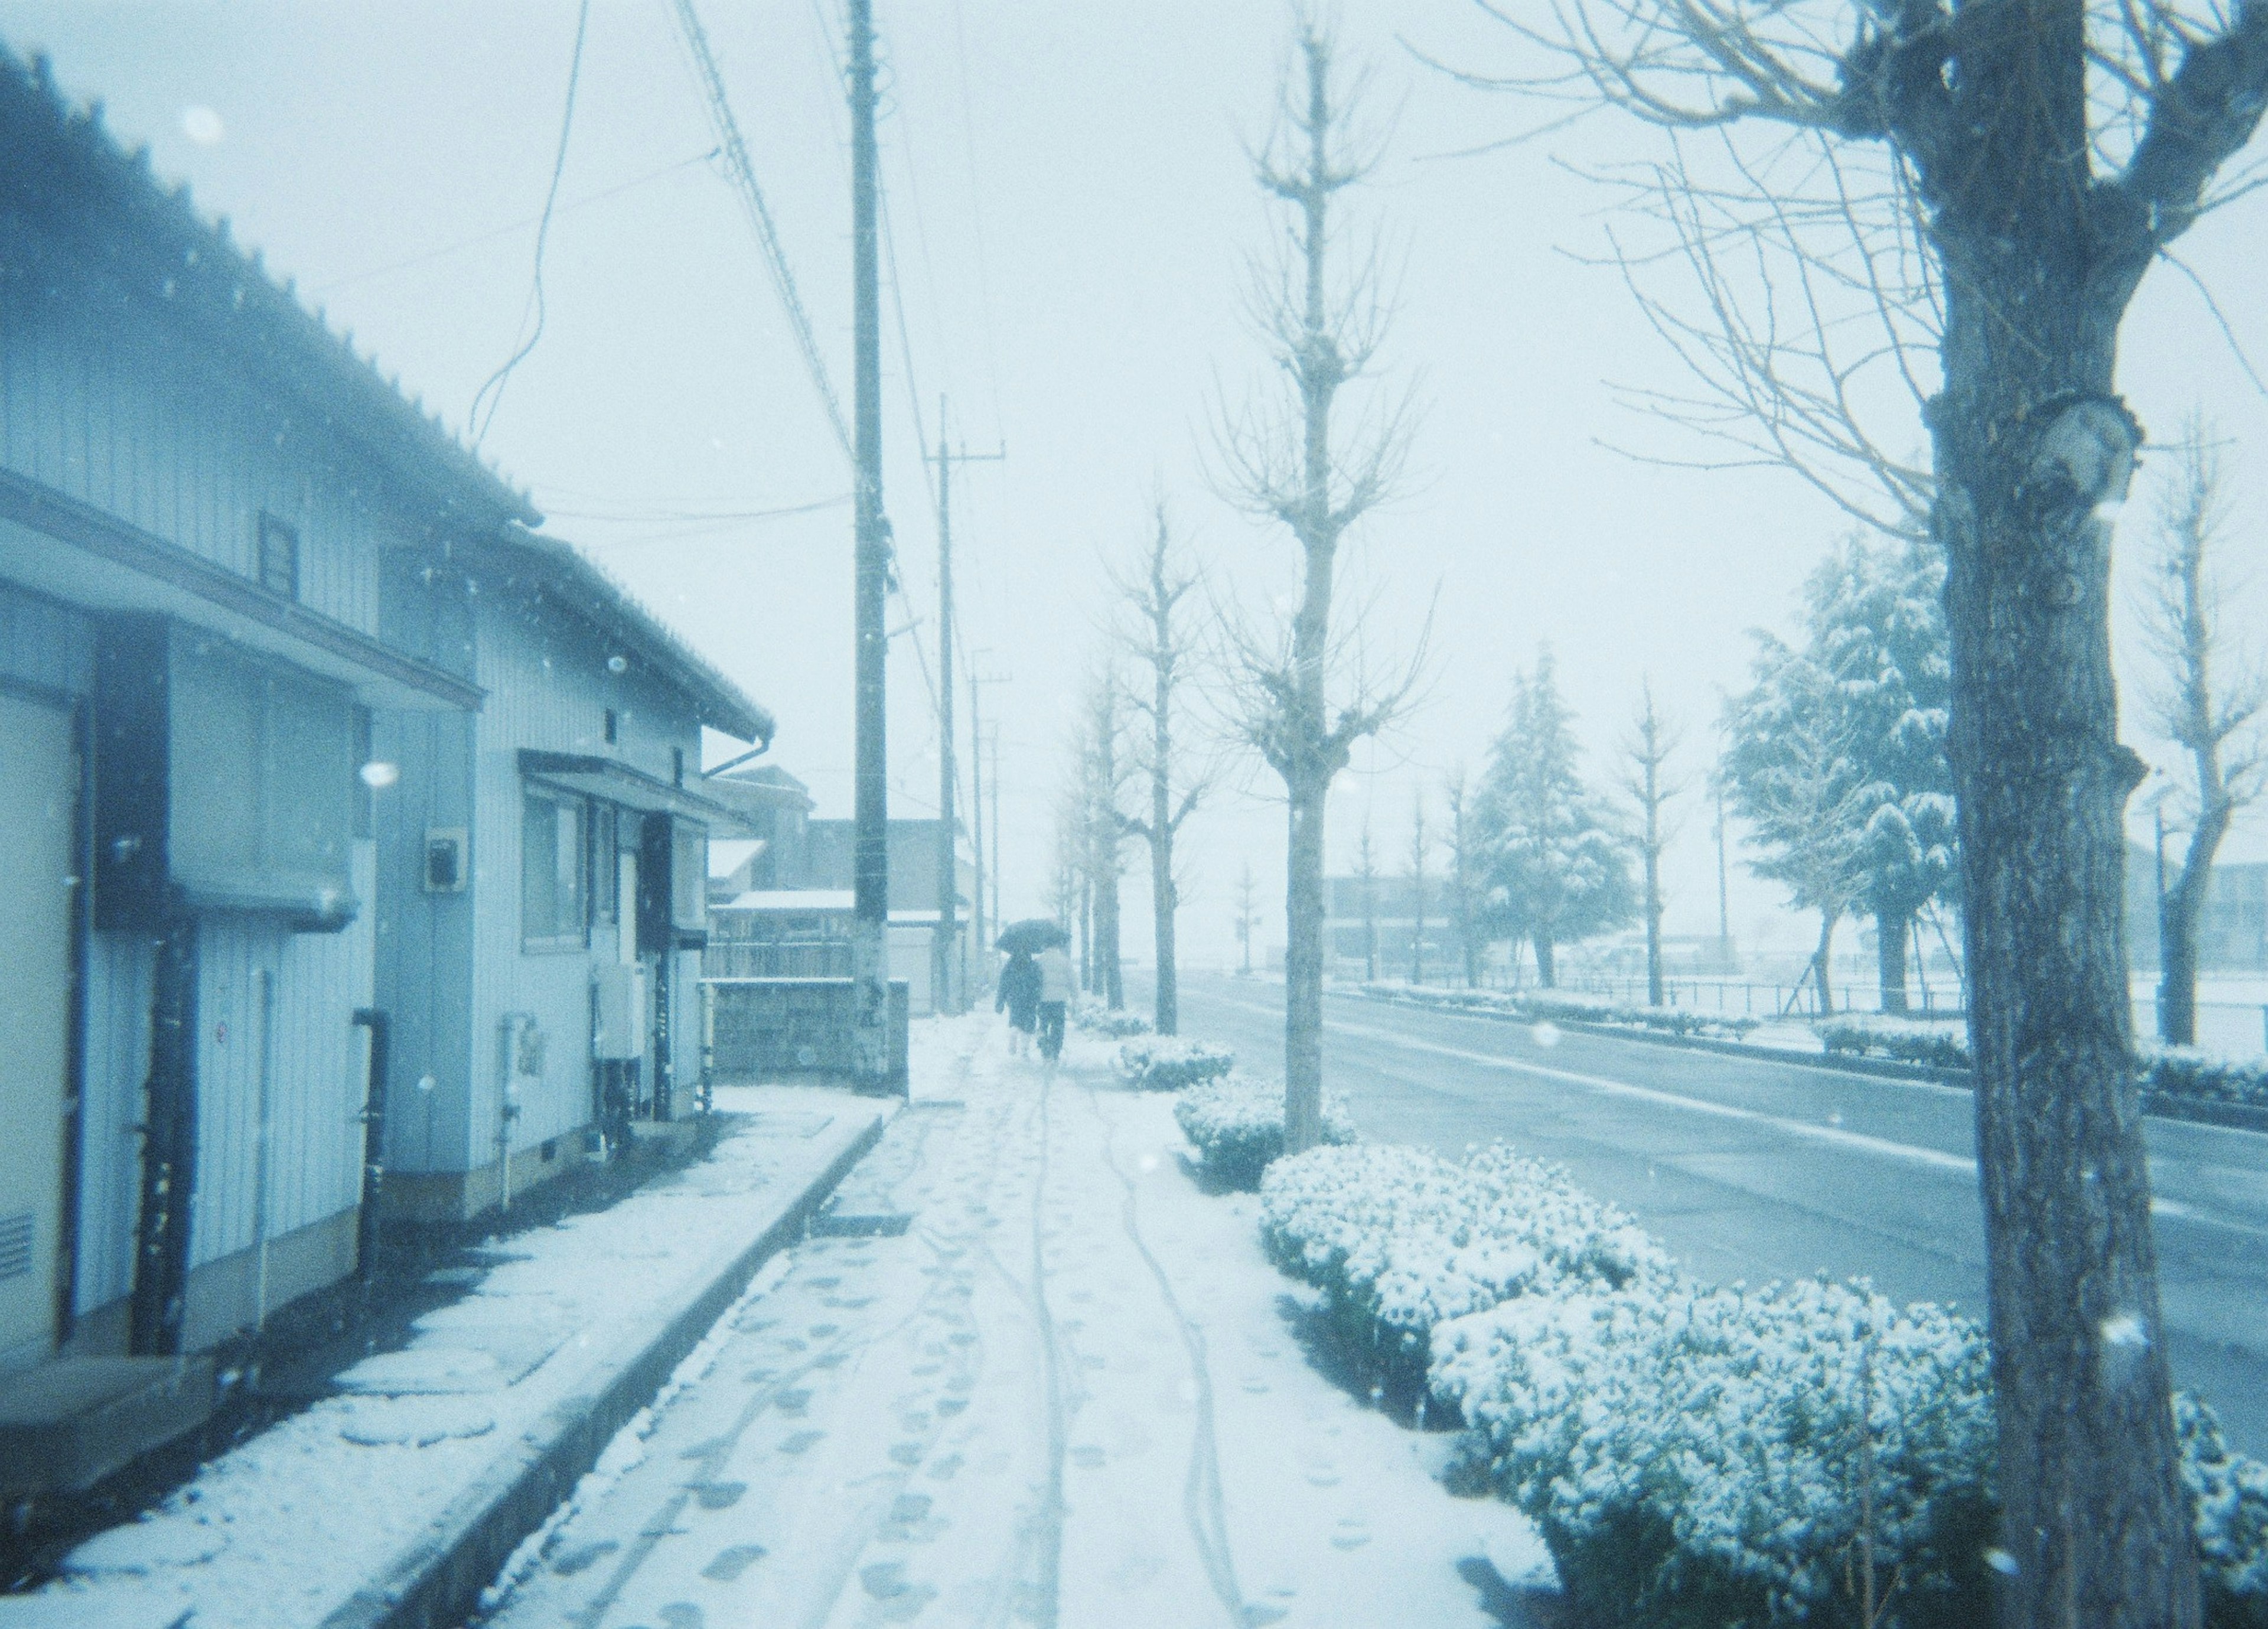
[372,526,768,1221]
[0,49,768,1481]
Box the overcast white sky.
[12,1,2267,969]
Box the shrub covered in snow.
[1116,1037,1234,1093]
[2147,1050,2268,1113]
[2181,1393,2268,1628]
[1172,1072,1354,1190]
[1817,1014,1973,1070]
[1433,1280,1999,1629]
[1259,1142,1671,1405]
[1072,996,1152,1038]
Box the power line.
[468,0,591,448]
[669,0,853,462]
[311,148,718,298]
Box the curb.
[1341,988,2268,1138]
[320,1109,890,1629]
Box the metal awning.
[519,750,758,835]
[0,471,483,712]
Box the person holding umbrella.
[995,947,1040,1056]
[996,918,1074,1062]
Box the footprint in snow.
[889,1442,924,1466]
[778,1431,825,1455]
[549,1539,619,1576]
[689,1480,746,1510]
[700,1545,767,1583]
[1331,1517,1371,1551]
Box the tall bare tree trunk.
[1937,245,2194,1629]
[1875,910,1911,1015]
[1282,778,1329,1152]
[1533,934,1556,991]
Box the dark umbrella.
[996,917,1069,954]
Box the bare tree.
[1216,21,1420,1154]
[2140,421,2265,1047]
[1235,860,1262,975]
[1079,674,1130,1010]
[1355,812,1381,982]
[1443,767,1485,988]
[1407,791,1430,985]
[1113,501,1215,1035]
[1468,5,2268,1618]
[1618,679,1687,1008]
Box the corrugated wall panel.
[74,930,152,1317]
[187,853,375,1272]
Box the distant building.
[707,815,975,1015]
[2126,842,2268,971]
[1321,875,1461,982]
[704,763,816,895]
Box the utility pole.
[848,0,892,1089]
[988,728,1001,931]
[924,399,1005,1018]
[967,667,985,998]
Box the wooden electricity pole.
[848,0,891,1088]
[924,399,1003,1018]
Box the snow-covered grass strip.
[1116,1037,1234,1092]
[1171,1071,1354,1191]
[1356,980,1759,1040]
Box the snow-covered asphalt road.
[1171,972,2268,1457]
[474,1019,1544,1629]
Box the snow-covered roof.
[716,889,856,913]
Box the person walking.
[996,948,1040,1057]
[1033,941,1075,1063]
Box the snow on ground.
[477,1016,1548,1629]
[18,1086,887,1629]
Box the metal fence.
[703,940,855,979]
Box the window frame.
[256,510,301,601]
[520,785,591,953]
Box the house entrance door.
[0,690,78,1369]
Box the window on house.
[672,745,685,787]
[591,803,618,926]
[603,708,618,745]
[256,511,300,600]
[521,789,588,949]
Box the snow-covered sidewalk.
[7,1087,888,1629]
[477,1017,1546,1629]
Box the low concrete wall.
[705,978,909,1091]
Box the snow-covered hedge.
[1116,1037,1234,1093]
[1259,1143,1670,1406]
[2149,1050,2268,1113]
[1818,1014,1972,1070]
[1433,1280,1999,1629]
[2180,1392,2268,1627]
[1359,981,1759,1040]
[1816,1019,2268,1112]
[1172,1072,1354,1190]
[1072,995,1152,1038]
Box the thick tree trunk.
[1533,934,1556,989]
[1876,910,1911,1015]
[1934,248,2197,1622]
[1099,864,1124,1010]
[2159,807,2228,1048]
[1811,911,1837,1016]
[1283,780,1328,1152]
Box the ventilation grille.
[0,1213,34,1282]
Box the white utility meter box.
[592,963,647,1061]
